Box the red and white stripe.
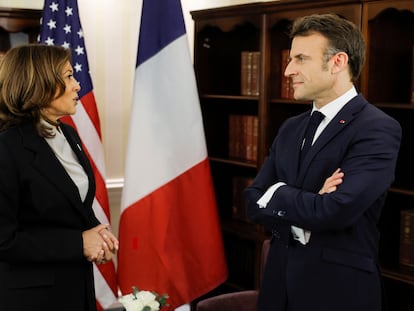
[62,92,118,311]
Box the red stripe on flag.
[98,261,118,294]
[118,159,227,310]
[96,302,103,311]
[60,115,76,129]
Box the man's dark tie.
[301,111,324,161]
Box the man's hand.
[319,168,344,194]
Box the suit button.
[276,210,286,217]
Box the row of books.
[241,48,414,102]
[240,50,294,99]
[228,114,258,162]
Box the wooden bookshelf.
[191,0,414,309]
[0,8,42,52]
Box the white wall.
[0,0,273,233]
[0,0,267,180]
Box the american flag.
[39,1,118,310]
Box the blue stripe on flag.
[136,0,186,67]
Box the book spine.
[235,115,242,159]
[229,115,259,162]
[251,52,261,96]
[241,51,248,96]
[241,115,248,160]
[228,115,236,159]
[400,209,414,266]
[252,116,258,162]
[245,115,253,161]
[241,51,252,95]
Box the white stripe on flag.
[72,101,106,175]
[93,264,117,307]
[92,198,110,225]
[122,35,207,210]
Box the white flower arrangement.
[119,286,169,311]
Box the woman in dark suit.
[0,44,119,311]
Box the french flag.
[117,0,228,309]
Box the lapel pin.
[339,119,346,124]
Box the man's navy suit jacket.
[244,94,401,311]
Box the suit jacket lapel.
[60,123,96,209]
[297,95,366,183]
[20,123,94,217]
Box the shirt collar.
[40,118,61,136]
[312,86,358,121]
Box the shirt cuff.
[256,182,286,208]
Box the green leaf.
[132,286,140,300]
[157,294,169,307]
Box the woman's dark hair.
[0,44,71,137]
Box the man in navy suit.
[244,14,401,311]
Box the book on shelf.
[232,176,254,222]
[229,114,241,160]
[241,51,260,96]
[228,114,258,162]
[400,209,414,267]
[251,51,260,96]
[281,49,294,99]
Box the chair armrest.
[104,302,125,311]
[196,290,258,311]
